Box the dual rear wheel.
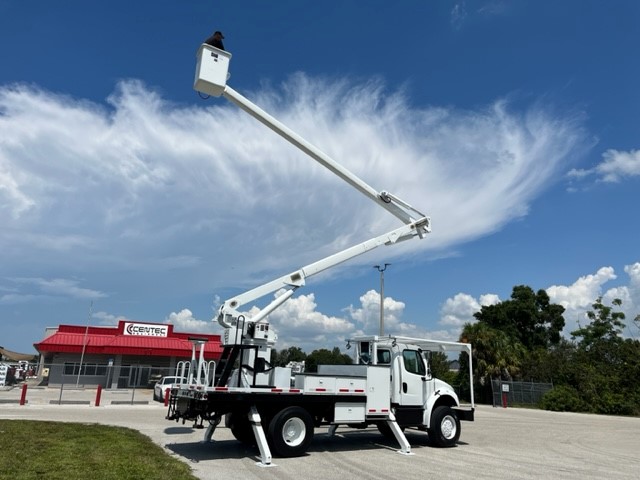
[227,406,314,457]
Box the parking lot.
[1,386,639,480]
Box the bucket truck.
[165,44,475,466]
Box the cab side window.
[402,349,426,375]
[377,349,391,364]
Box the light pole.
[373,263,390,336]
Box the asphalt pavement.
[1,386,639,479]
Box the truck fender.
[424,379,459,428]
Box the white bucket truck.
[166,44,475,466]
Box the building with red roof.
[34,320,222,388]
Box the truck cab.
[351,335,474,446]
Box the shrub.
[540,385,586,412]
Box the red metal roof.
[34,322,222,359]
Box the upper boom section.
[194,44,431,332]
[194,44,430,231]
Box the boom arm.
[194,45,431,335]
[218,217,429,329]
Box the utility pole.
[373,264,390,336]
[76,300,93,387]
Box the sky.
[1,1,639,355]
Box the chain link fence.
[491,379,553,407]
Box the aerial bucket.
[194,44,232,97]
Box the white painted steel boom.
[194,44,430,332]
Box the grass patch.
[0,420,198,480]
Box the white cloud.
[439,292,500,329]
[451,3,468,29]
[166,308,215,334]
[346,289,405,332]
[92,310,123,326]
[546,267,617,311]
[597,149,640,182]
[432,263,640,343]
[546,266,618,334]
[546,262,640,337]
[243,289,440,352]
[0,78,587,294]
[6,277,106,301]
[169,262,640,354]
[568,148,640,184]
[261,292,355,351]
[0,77,590,351]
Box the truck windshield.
[402,350,426,376]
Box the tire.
[226,411,257,446]
[376,421,405,439]
[267,406,314,457]
[428,406,461,447]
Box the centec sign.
[124,322,169,337]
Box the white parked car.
[153,376,186,402]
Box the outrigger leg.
[204,414,221,442]
[386,412,413,455]
[249,405,275,467]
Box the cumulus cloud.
[439,292,500,329]
[239,289,441,352]
[546,267,617,310]
[165,308,215,334]
[431,263,640,343]
[546,266,618,335]
[568,148,640,184]
[258,292,355,351]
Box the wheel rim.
[441,414,457,439]
[282,417,306,447]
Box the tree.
[519,339,576,384]
[271,346,307,367]
[429,351,451,379]
[474,285,565,350]
[571,297,625,350]
[460,322,525,384]
[558,297,640,415]
[459,322,525,403]
[305,347,352,373]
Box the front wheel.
[268,406,314,457]
[428,406,461,447]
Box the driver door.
[398,348,427,406]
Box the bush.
[540,385,586,412]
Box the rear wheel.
[268,406,314,457]
[226,411,256,445]
[428,406,460,447]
